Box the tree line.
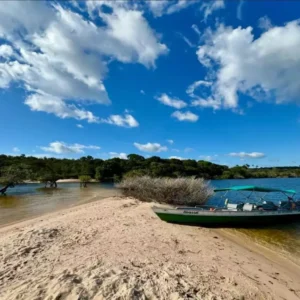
[0,154,299,193]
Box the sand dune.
[0,197,300,299]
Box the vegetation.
[0,154,300,194]
[79,175,91,188]
[0,164,30,195]
[118,176,213,206]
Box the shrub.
[117,176,213,206]
[79,175,91,187]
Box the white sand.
[0,197,300,300]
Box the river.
[1,178,300,265]
[0,182,120,227]
[210,178,300,265]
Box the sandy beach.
[1,196,300,300]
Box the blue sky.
[0,0,300,167]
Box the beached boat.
[152,186,300,227]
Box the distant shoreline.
[25,178,99,184]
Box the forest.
[0,154,299,191]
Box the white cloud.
[41,141,100,154]
[186,80,212,98]
[199,155,218,161]
[12,147,20,153]
[109,152,128,159]
[157,93,187,109]
[77,124,84,128]
[201,0,225,22]
[147,1,170,17]
[148,0,198,17]
[134,142,167,153]
[184,147,194,153]
[140,89,145,95]
[229,152,266,159]
[0,45,13,59]
[178,32,195,48]
[101,114,139,128]
[191,97,221,110]
[192,24,201,36]
[258,16,272,31]
[0,2,167,121]
[169,156,185,160]
[25,93,99,123]
[186,80,221,110]
[171,111,199,122]
[166,0,196,15]
[236,0,244,20]
[197,21,300,110]
[167,139,174,145]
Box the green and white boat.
[152,186,300,227]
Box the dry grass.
[117,176,213,206]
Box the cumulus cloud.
[12,147,20,153]
[101,114,139,128]
[134,142,167,153]
[109,152,128,159]
[77,124,84,128]
[0,44,13,59]
[0,2,167,122]
[228,152,266,159]
[41,141,100,154]
[25,93,99,123]
[167,139,174,145]
[196,20,300,111]
[171,111,199,122]
[140,89,145,95]
[156,93,187,109]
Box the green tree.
[95,158,123,181]
[0,164,30,195]
[79,175,91,187]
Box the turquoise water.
[210,178,300,264]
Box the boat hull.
[153,207,300,227]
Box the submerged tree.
[39,173,60,188]
[79,175,91,188]
[0,164,30,195]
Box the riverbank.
[0,197,300,299]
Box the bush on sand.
[117,176,213,206]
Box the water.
[0,182,120,227]
[210,178,300,265]
[2,178,300,264]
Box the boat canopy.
[214,185,296,194]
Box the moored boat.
[152,186,300,227]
